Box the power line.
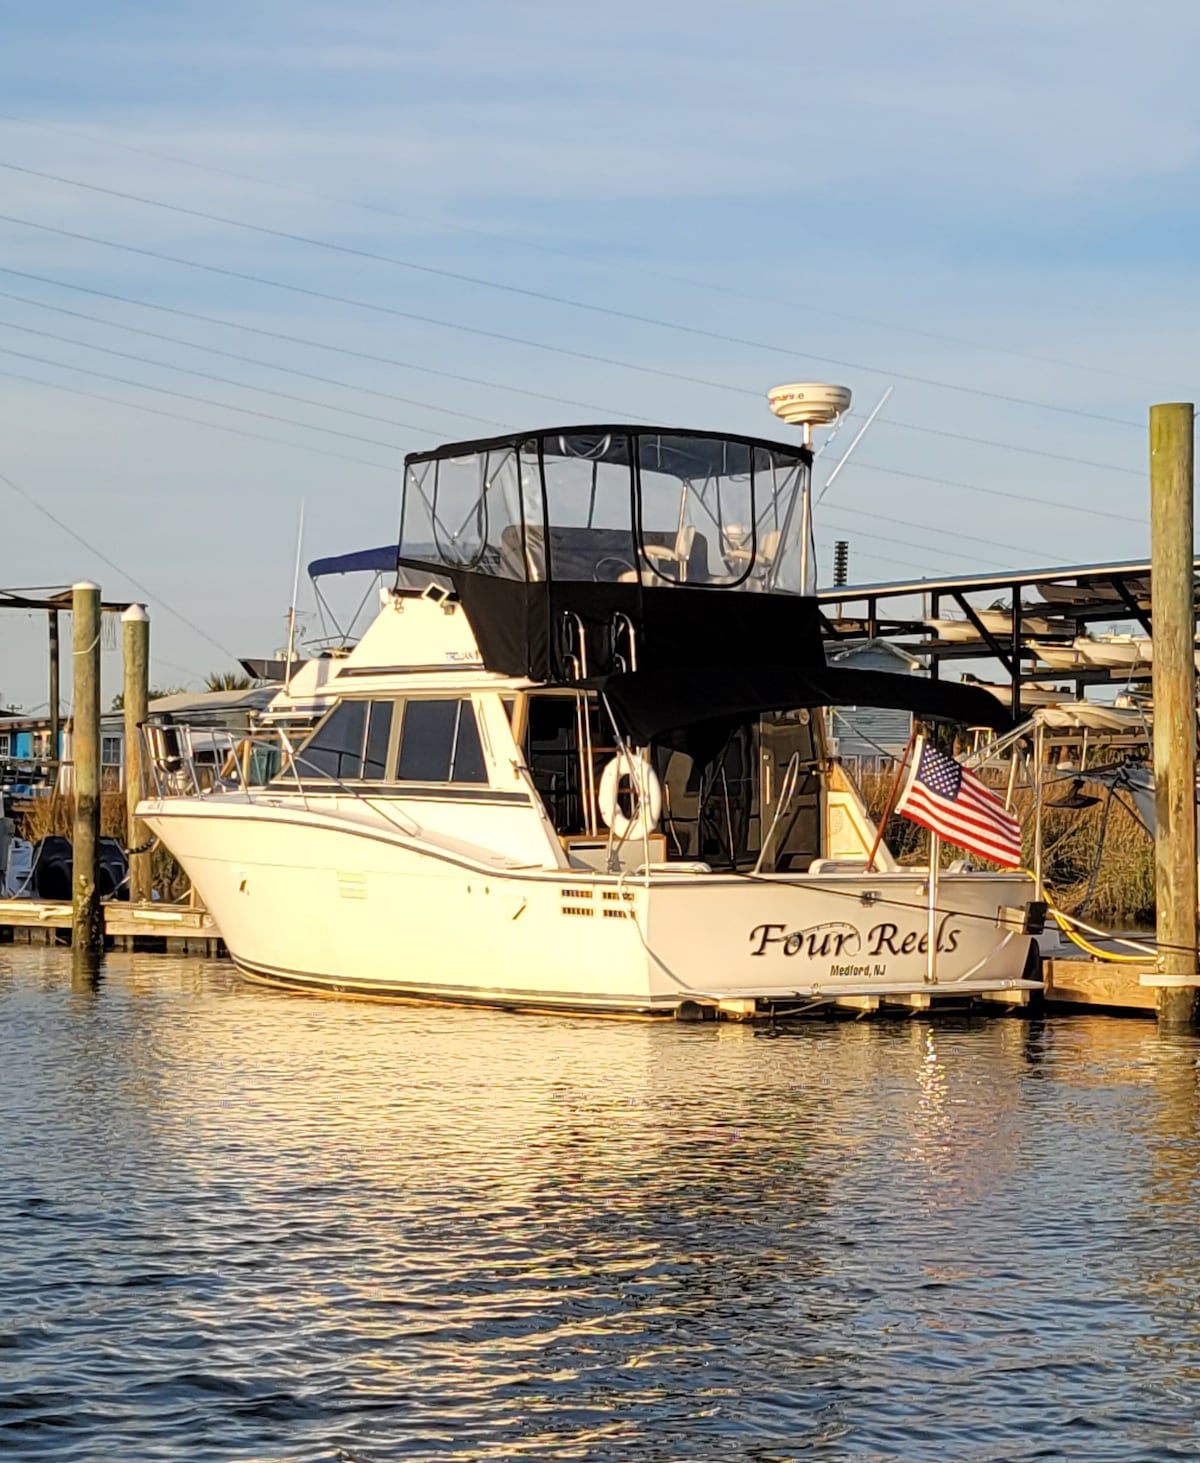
[864,417,1141,479]
[150,654,209,682]
[0,466,237,658]
[0,363,397,472]
[814,537,955,579]
[0,175,1148,431]
[2,109,1184,394]
[0,264,658,423]
[0,316,466,437]
[0,353,1124,602]
[0,346,1142,578]
[820,504,1044,563]
[0,342,409,451]
[817,516,1008,571]
[0,287,511,430]
[844,457,1145,525]
[0,243,1149,479]
[0,210,755,402]
[0,340,1142,583]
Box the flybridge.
[398,425,814,595]
[303,422,1019,735]
[394,425,821,688]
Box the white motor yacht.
[138,416,1043,1017]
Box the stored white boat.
[138,411,1043,1017]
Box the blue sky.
[1,0,1199,704]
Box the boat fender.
[598,753,663,841]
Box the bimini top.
[400,425,812,595]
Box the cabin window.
[298,699,398,781]
[362,701,394,780]
[299,700,368,781]
[0,732,10,757]
[101,736,123,766]
[396,699,487,784]
[247,742,281,785]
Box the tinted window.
[300,700,367,780]
[396,700,488,785]
[362,701,394,779]
[451,704,487,783]
[397,700,456,782]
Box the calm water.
[2,952,1200,1462]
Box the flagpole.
[926,831,940,985]
[866,726,918,873]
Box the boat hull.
[140,797,1041,1016]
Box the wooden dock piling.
[121,604,152,904]
[70,580,103,963]
[48,608,61,775]
[1149,403,1198,1027]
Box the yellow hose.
[1024,869,1148,964]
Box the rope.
[72,631,102,655]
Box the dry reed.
[14,788,189,902]
[858,766,1155,931]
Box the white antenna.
[767,382,852,593]
[284,500,306,692]
[817,386,893,504]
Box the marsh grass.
[15,789,188,902]
[860,768,1155,931]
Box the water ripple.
[2,949,1200,1459]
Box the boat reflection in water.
[6,952,1200,1457]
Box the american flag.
[895,736,1022,868]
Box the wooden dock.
[0,898,224,955]
[1042,957,1156,1014]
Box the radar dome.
[767,382,852,427]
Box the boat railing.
[141,722,422,834]
[142,723,326,806]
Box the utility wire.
[0,266,657,423]
[0,342,409,452]
[0,334,1143,581]
[863,417,1140,479]
[814,538,957,578]
[817,516,1008,571]
[150,654,209,682]
[845,458,1144,525]
[0,350,1130,588]
[0,317,469,437]
[0,159,1152,431]
[0,287,511,430]
[0,322,1144,538]
[821,504,1041,564]
[0,466,237,658]
[0,253,1148,478]
[0,210,755,402]
[0,363,398,472]
[1,108,1185,394]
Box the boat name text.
[749,917,962,960]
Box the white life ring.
[598,752,663,841]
